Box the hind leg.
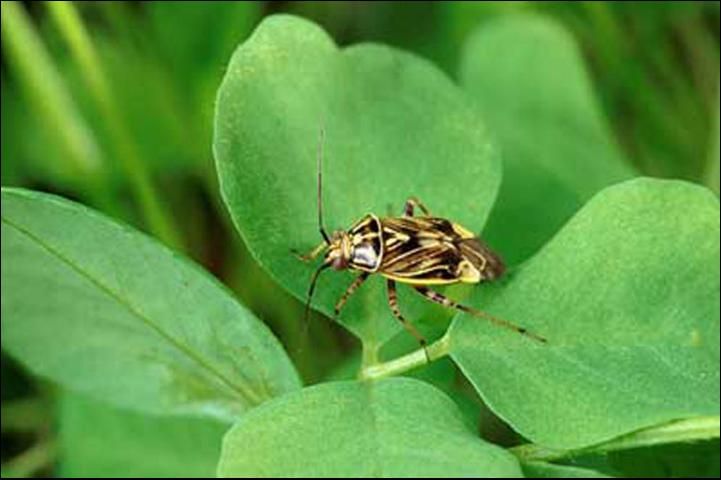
[413,286,547,343]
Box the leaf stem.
[361,341,380,369]
[46,1,184,251]
[359,332,451,381]
[511,416,721,462]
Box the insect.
[295,130,546,360]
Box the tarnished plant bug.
[295,130,546,360]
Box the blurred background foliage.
[1,1,719,477]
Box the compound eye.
[352,244,378,269]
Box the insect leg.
[413,286,547,343]
[291,242,327,262]
[333,272,369,320]
[387,280,430,362]
[403,196,431,217]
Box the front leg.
[403,196,431,217]
[333,272,369,320]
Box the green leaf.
[148,1,260,95]
[449,178,720,449]
[218,377,522,477]
[1,188,301,419]
[58,392,228,477]
[214,15,501,347]
[459,14,635,265]
[521,462,612,478]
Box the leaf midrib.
[2,215,262,407]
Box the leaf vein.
[2,215,262,407]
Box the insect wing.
[378,217,465,284]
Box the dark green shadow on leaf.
[608,438,719,478]
[705,83,719,195]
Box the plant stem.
[0,439,56,478]
[511,416,721,462]
[1,3,103,177]
[359,332,451,381]
[360,341,379,370]
[46,1,184,251]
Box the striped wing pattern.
[377,216,503,284]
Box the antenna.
[303,262,330,337]
[296,127,331,358]
[317,128,331,244]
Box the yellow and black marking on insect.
[295,130,547,361]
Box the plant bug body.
[296,130,546,360]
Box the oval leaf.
[1,188,301,419]
[58,392,228,477]
[459,15,635,265]
[214,15,501,347]
[449,178,720,448]
[218,377,521,477]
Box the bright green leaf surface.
[214,15,500,347]
[218,377,521,477]
[450,178,720,449]
[58,392,227,478]
[1,188,300,419]
[459,15,635,265]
